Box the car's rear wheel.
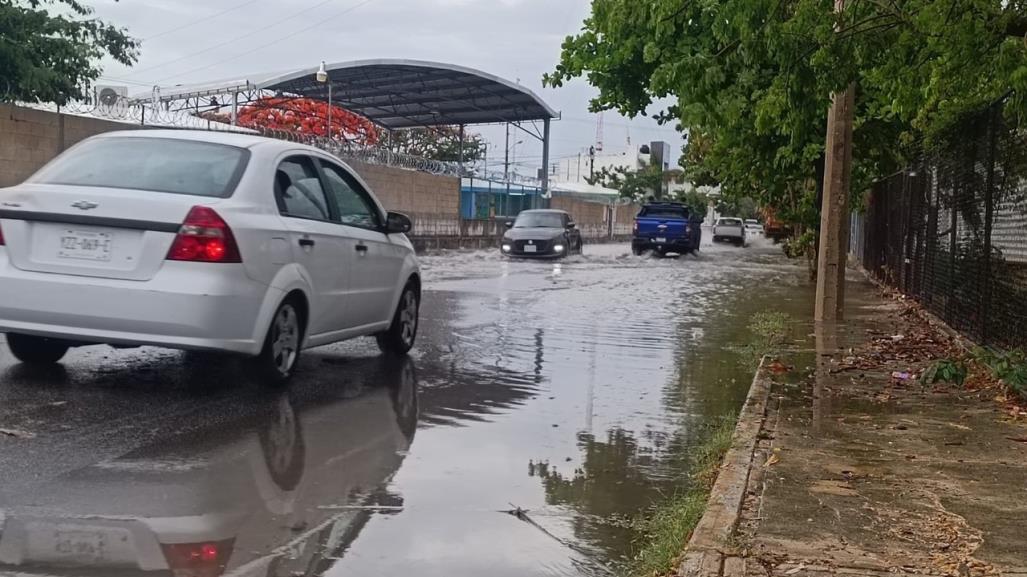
[377,283,419,356]
[5,333,70,365]
[250,298,304,387]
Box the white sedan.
[0,130,421,385]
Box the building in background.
[552,141,694,200]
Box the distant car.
[712,217,746,246]
[0,130,421,385]
[744,219,764,235]
[501,209,582,258]
[631,202,703,256]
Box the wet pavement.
[0,239,818,577]
[736,286,1027,577]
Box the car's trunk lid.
[0,184,209,281]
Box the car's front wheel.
[250,298,305,387]
[5,333,70,365]
[377,283,420,356]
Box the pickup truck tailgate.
[636,217,687,238]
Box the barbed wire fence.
[19,99,466,177]
[851,100,1027,350]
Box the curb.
[678,359,774,577]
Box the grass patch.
[736,311,792,368]
[625,417,736,577]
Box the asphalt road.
[0,239,816,577]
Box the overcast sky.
[89,0,685,175]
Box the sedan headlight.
[502,244,512,252]
[554,244,565,252]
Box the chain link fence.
[852,102,1027,350]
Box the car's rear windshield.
[514,212,564,228]
[640,206,688,218]
[33,137,249,197]
[719,218,742,225]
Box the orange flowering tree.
[236,97,379,145]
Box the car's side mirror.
[567,222,577,229]
[505,221,514,229]
[386,211,413,234]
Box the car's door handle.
[298,238,315,248]
[355,244,368,254]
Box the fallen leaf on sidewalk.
[766,361,790,374]
[1007,437,1027,443]
[764,453,780,467]
[0,428,36,439]
[784,564,806,575]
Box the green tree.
[386,126,486,163]
[544,0,1027,226]
[0,1,138,104]
[586,160,665,201]
[675,189,710,219]
[715,196,758,220]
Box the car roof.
[519,209,567,215]
[90,129,318,152]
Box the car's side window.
[318,161,382,230]
[275,156,332,221]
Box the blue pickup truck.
[631,202,703,256]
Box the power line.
[144,0,265,41]
[155,0,382,84]
[119,0,345,81]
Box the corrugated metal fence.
[851,102,1027,350]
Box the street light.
[316,61,331,139]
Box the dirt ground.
[735,283,1027,577]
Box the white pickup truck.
[712,217,746,246]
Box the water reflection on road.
[0,241,816,577]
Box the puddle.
[0,243,840,576]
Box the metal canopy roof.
[256,59,558,130]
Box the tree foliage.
[386,126,486,163]
[545,0,1027,224]
[587,159,688,202]
[586,160,664,201]
[0,0,138,104]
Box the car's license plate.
[58,230,112,262]
[524,245,538,253]
[655,237,667,244]
[54,530,106,561]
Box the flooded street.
[0,239,817,577]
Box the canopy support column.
[542,118,551,204]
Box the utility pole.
[815,0,855,322]
[589,146,596,181]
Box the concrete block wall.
[344,159,460,217]
[613,203,643,236]
[550,197,642,240]
[0,105,461,224]
[0,105,628,248]
[0,104,138,187]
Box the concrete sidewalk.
[682,277,1027,577]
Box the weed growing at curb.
[625,417,735,577]
[736,311,792,368]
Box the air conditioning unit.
[96,85,129,108]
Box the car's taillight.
[167,206,241,263]
[0,223,5,246]
[161,539,234,577]
[632,220,639,234]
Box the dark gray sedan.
[501,209,583,258]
